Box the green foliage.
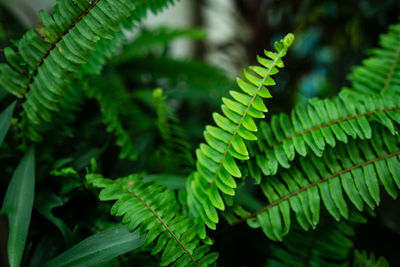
[353,250,390,267]
[0,101,16,146]
[152,88,194,174]
[265,215,364,267]
[249,90,400,178]
[187,33,295,229]
[348,23,400,95]
[1,1,400,266]
[87,173,218,267]
[230,126,400,241]
[84,75,141,160]
[0,0,174,141]
[1,148,35,267]
[44,225,145,267]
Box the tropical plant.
[0,0,399,266]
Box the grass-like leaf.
[1,147,35,267]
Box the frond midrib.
[209,48,286,188]
[236,149,400,224]
[127,185,198,266]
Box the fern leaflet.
[87,173,218,267]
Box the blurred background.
[1,0,400,266]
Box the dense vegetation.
[0,0,399,266]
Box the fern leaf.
[349,22,400,94]
[152,88,195,174]
[266,215,363,267]
[249,90,400,179]
[233,126,400,241]
[84,75,145,160]
[353,250,390,267]
[0,0,174,130]
[19,81,86,143]
[87,173,218,267]
[187,34,294,229]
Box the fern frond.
[232,126,400,241]
[86,173,218,267]
[84,75,146,160]
[152,88,194,174]
[249,90,400,179]
[349,22,400,94]
[187,34,294,229]
[19,81,86,143]
[266,216,362,267]
[0,0,174,128]
[82,32,125,75]
[353,250,390,267]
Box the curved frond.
[187,34,294,229]
[249,90,400,178]
[87,173,218,267]
[233,126,400,241]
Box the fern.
[86,173,218,267]
[84,74,144,161]
[0,0,174,132]
[18,81,86,143]
[152,88,194,174]
[353,250,390,267]
[349,23,400,95]
[187,34,295,229]
[248,89,400,179]
[265,214,364,267]
[230,126,400,241]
